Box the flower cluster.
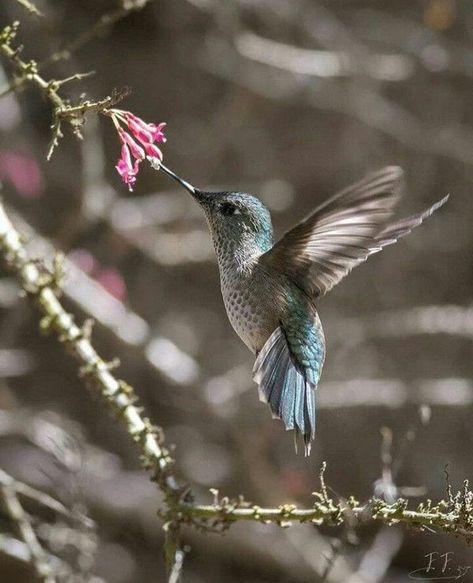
[107,109,166,191]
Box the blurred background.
[0,0,471,581]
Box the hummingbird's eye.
[220,202,241,216]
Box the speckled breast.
[219,263,280,354]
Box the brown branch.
[0,22,128,158]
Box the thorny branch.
[0,200,472,572]
[0,22,128,159]
[0,204,179,493]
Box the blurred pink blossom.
[95,268,127,301]
[107,109,166,192]
[68,248,127,301]
[0,150,45,198]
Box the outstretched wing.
[259,166,446,298]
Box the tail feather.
[253,327,317,455]
[269,356,292,420]
[279,365,296,426]
[255,333,287,405]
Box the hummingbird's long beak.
[159,163,197,196]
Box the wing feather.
[259,166,447,297]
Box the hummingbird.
[158,164,448,454]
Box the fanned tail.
[253,327,318,456]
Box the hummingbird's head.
[159,165,273,257]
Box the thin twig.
[42,0,153,67]
[1,480,54,582]
[13,0,43,17]
[164,522,183,578]
[0,468,93,527]
[0,22,128,158]
[0,534,65,573]
[168,547,185,583]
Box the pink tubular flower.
[116,144,139,191]
[125,117,154,145]
[149,122,166,143]
[107,108,166,191]
[118,128,145,161]
[124,113,167,144]
[143,142,163,161]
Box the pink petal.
[118,129,145,161]
[148,122,167,143]
[126,117,154,146]
[143,143,163,160]
[124,114,166,144]
[124,112,151,132]
[115,144,140,191]
[115,170,136,191]
[120,143,132,166]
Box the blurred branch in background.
[0,467,100,582]
[188,1,473,168]
[235,31,414,81]
[201,36,473,167]
[1,470,55,582]
[42,0,152,68]
[12,0,42,18]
